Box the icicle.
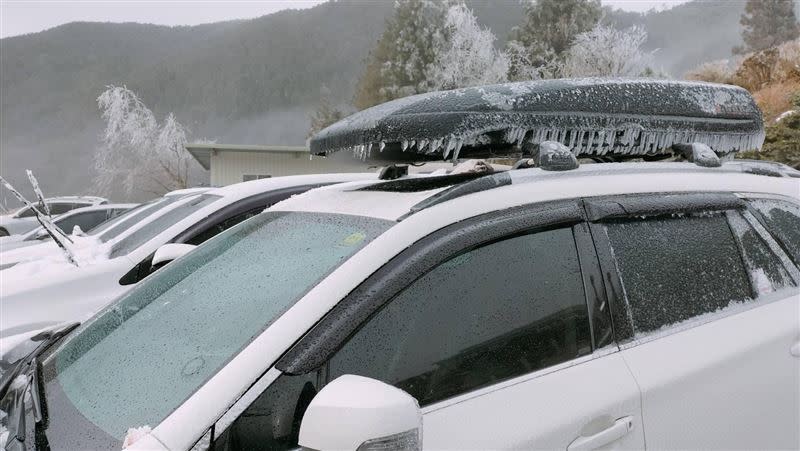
[452,138,464,163]
[443,137,456,160]
[401,140,409,152]
[379,141,386,152]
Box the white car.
[1,79,799,451]
[0,174,374,339]
[0,195,108,236]
[0,203,136,252]
[0,189,206,270]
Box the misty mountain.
[0,0,754,201]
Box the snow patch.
[776,110,797,122]
[122,425,152,449]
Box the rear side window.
[605,214,749,334]
[328,227,591,407]
[727,211,795,296]
[48,202,76,215]
[16,207,35,218]
[749,199,800,267]
[56,210,109,234]
[604,212,793,337]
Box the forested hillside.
[0,0,758,199]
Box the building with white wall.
[186,143,368,187]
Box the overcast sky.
[0,0,692,39]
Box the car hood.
[0,235,105,268]
[0,239,36,252]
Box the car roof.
[203,172,378,199]
[164,187,212,197]
[53,203,138,217]
[43,196,107,203]
[271,160,800,221]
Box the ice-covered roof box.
[310,78,765,163]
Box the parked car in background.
[0,190,206,269]
[0,203,136,252]
[0,173,375,341]
[0,195,108,236]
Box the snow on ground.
[776,110,797,122]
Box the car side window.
[211,372,320,451]
[56,210,109,234]
[749,198,800,267]
[328,226,591,407]
[727,210,795,295]
[184,207,264,246]
[16,206,35,218]
[48,202,76,215]
[603,211,792,337]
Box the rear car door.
[272,200,644,450]
[587,192,800,449]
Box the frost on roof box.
[310,78,765,162]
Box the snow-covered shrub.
[560,25,657,78]
[427,4,509,90]
[685,60,736,84]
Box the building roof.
[185,143,308,170]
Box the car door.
[587,192,800,449]
[265,200,644,450]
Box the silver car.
[0,203,136,252]
[0,195,107,236]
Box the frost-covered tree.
[427,3,509,90]
[560,25,657,77]
[95,86,194,197]
[354,0,449,109]
[506,0,602,80]
[308,85,345,138]
[734,0,799,54]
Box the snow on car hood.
[1,235,111,279]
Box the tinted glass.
[49,203,77,215]
[109,195,220,258]
[212,373,319,451]
[750,199,800,267]
[56,210,109,234]
[185,207,263,246]
[604,213,752,336]
[329,227,590,407]
[727,211,795,295]
[15,206,35,218]
[42,212,391,447]
[94,197,181,242]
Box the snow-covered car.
[0,189,207,270]
[2,79,799,451]
[0,203,136,252]
[0,195,107,236]
[0,174,374,339]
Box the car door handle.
[791,341,800,358]
[567,416,634,451]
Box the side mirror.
[152,243,196,266]
[299,375,422,451]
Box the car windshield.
[92,196,184,243]
[108,194,221,258]
[39,211,392,448]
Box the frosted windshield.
[43,211,391,443]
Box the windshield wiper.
[0,323,79,450]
